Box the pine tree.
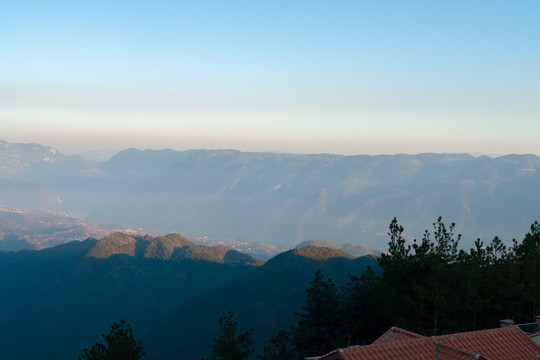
[341,266,382,345]
[206,311,254,360]
[292,270,342,357]
[378,217,415,329]
[79,319,144,360]
[259,329,298,360]
[512,221,540,321]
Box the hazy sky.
[2,1,539,155]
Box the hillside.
[296,239,382,257]
[0,234,262,359]
[144,246,379,359]
[86,232,263,265]
[0,206,283,259]
[0,237,377,359]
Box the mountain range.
[0,206,145,251]
[0,233,377,359]
[1,139,540,251]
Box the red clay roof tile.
[318,326,540,360]
[372,326,426,344]
[319,338,485,360]
[433,326,540,360]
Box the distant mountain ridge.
[1,139,540,250]
[0,207,144,251]
[0,206,287,259]
[86,232,262,265]
[88,149,540,249]
[0,139,92,178]
[296,240,383,257]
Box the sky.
[1,1,539,156]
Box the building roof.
[372,326,426,344]
[317,326,540,360]
[433,326,540,360]
[318,338,484,360]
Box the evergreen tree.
[258,329,298,360]
[206,311,254,360]
[453,236,511,331]
[379,217,463,334]
[79,319,144,360]
[291,269,342,358]
[341,266,382,345]
[380,217,411,264]
[512,221,540,321]
[420,217,461,335]
[378,217,415,329]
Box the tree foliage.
[259,329,298,360]
[79,319,144,360]
[206,311,254,360]
[291,269,342,357]
[263,217,540,358]
[341,266,383,345]
[378,217,540,334]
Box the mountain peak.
[296,240,382,257]
[84,232,261,265]
[292,245,353,261]
[86,232,137,258]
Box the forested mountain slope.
[144,246,378,359]
[0,233,374,360]
[0,233,261,359]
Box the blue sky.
[1,1,539,155]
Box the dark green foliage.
[377,217,467,334]
[0,238,259,360]
[377,217,414,328]
[5,220,540,359]
[262,265,382,358]
[172,245,225,262]
[291,270,342,357]
[512,221,540,319]
[413,217,461,334]
[223,249,263,265]
[205,311,254,360]
[259,330,298,360]
[79,320,144,360]
[449,236,511,330]
[378,217,540,336]
[341,266,383,345]
[146,246,378,360]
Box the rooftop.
[316,326,540,360]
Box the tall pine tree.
[206,311,254,360]
[79,320,144,360]
[292,270,342,358]
[341,266,382,345]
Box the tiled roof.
[372,326,426,344]
[317,326,540,360]
[318,338,485,360]
[433,326,540,360]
